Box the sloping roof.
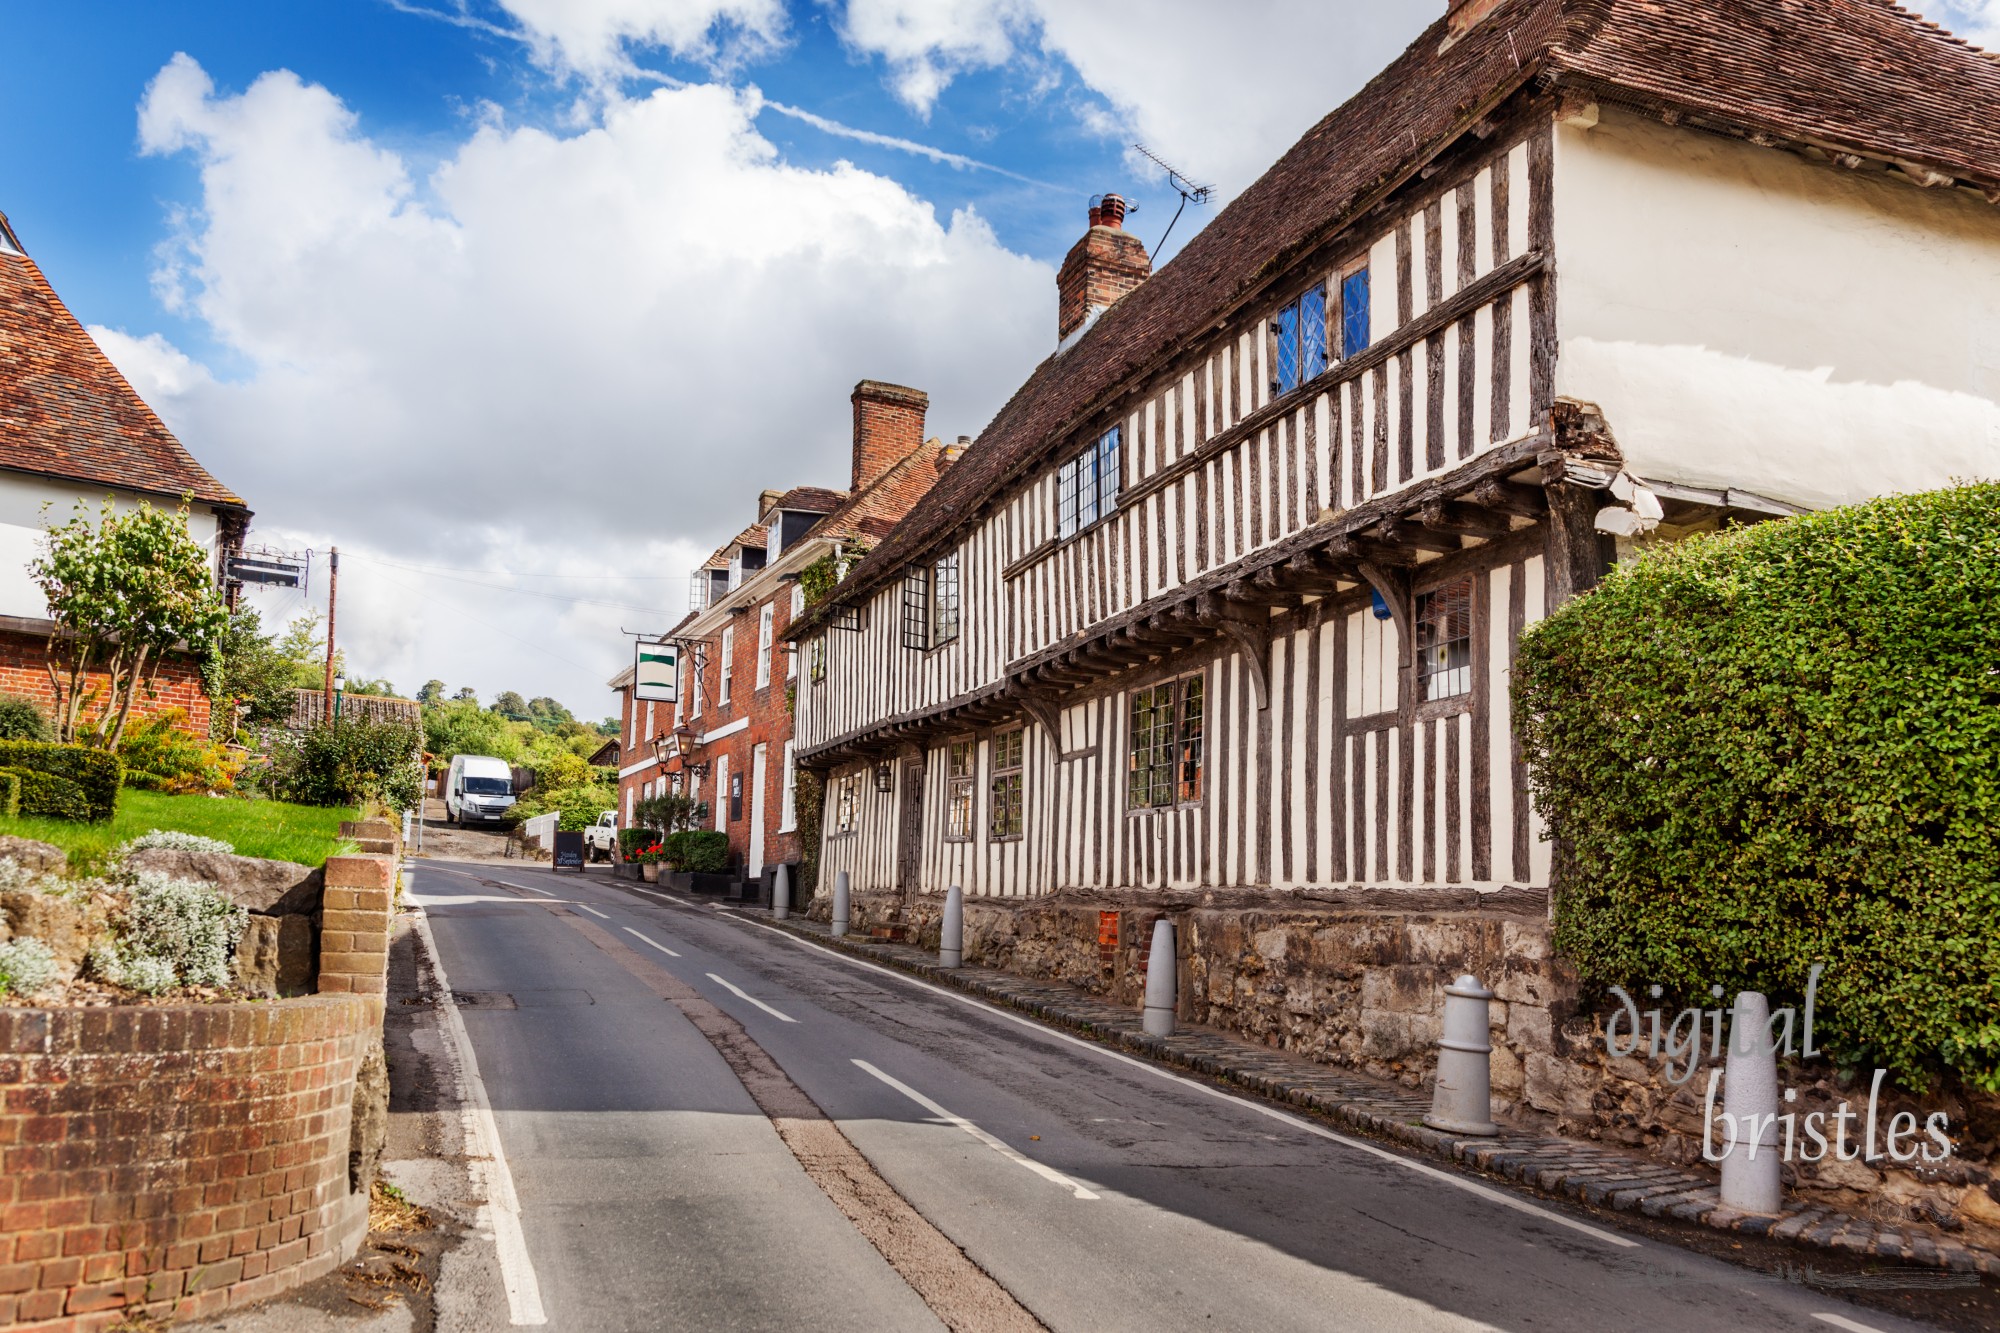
[820,0,2000,614]
[766,485,848,515]
[815,438,952,549]
[0,231,245,509]
[699,524,769,571]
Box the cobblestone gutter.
[757,910,1998,1280]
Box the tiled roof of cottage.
[0,225,244,509]
[768,485,848,515]
[818,0,2000,615]
[700,524,769,570]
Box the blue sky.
[3,0,1994,712]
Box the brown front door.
[896,756,924,897]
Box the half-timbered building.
[791,0,2000,925]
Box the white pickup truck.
[583,811,619,862]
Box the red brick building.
[0,208,250,735]
[609,380,958,893]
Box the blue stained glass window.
[1340,266,1371,360]
[1269,283,1328,397]
[1300,284,1328,381]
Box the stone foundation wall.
[829,886,2000,1251]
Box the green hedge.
[0,739,122,822]
[1514,484,2000,1091]
[619,828,660,858]
[665,829,729,874]
[0,772,17,818]
[1,766,90,821]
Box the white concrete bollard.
[1721,991,1783,1214]
[772,863,791,921]
[939,884,964,967]
[832,870,851,938]
[1424,974,1500,1136]
[1142,918,1177,1037]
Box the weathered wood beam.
[1468,479,1547,518]
[1371,518,1461,555]
[1420,501,1512,540]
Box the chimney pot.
[1056,192,1151,344]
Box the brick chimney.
[850,380,929,493]
[1446,0,1508,38]
[1056,193,1151,345]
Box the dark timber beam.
[1420,501,1513,540]
[1469,479,1548,518]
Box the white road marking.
[854,1059,1099,1200]
[410,906,548,1325]
[624,927,681,958]
[1813,1314,1887,1333]
[501,881,558,897]
[705,972,797,1023]
[575,904,611,919]
[742,918,1639,1250]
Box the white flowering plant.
[0,937,58,997]
[118,829,237,857]
[89,872,247,993]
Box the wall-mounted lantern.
[874,761,894,793]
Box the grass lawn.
[0,790,359,876]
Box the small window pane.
[1417,579,1474,701]
[1340,267,1371,360]
[1300,283,1328,380]
[932,552,960,645]
[946,741,975,839]
[1095,426,1121,517]
[1273,302,1300,395]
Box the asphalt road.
[406,858,1932,1333]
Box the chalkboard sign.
[553,831,586,871]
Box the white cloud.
[496,0,790,81]
[836,1,1438,197]
[1921,0,2000,47]
[112,53,1051,708]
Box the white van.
[446,754,517,826]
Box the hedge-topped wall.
[1514,483,2000,1091]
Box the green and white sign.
[634,640,679,703]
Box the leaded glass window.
[945,740,975,840]
[1128,674,1204,810]
[1417,579,1473,701]
[1057,426,1122,539]
[1270,283,1328,396]
[990,728,1024,839]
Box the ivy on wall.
[794,767,825,899]
[1514,484,2000,1091]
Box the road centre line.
[705,972,797,1022]
[574,904,611,919]
[737,916,1639,1250]
[623,927,682,958]
[409,907,548,1325]
[501,881,558,897]
[853,1059,1099,1200]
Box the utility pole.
[322,546,340,722]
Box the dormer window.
[1057,425,1121,539]
[1269,282,1328,396]
[0,215,22,257]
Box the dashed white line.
[624,927,681,958]
[741,917,1639,1250]
[854,1059,1099,1200]
[1812,1313,1887,1332]
[705,972,797,1023]
[575,904,611,919]
[502,881,558,897]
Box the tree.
[275,611,341,688]
[31,497,228,748]
[422,699,522,763]
[342,677,398,697]
[452,686,479,703]
[202,606,299,735]
[417,679,446,706]
[493,690,530,719]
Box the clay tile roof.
[817,438,951,548]
[822,0,2000,614]
[700,523,769,570]
[0,234,244,510]
[769,485,848,515]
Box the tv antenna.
[1133,143,1212,257]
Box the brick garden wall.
[0,853,394,1331]
[0,627,211,737]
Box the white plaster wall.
[0,472,222,621]
[1554,107,2000,508]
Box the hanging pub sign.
[634,640,678,703]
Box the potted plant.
[633,840,664,882]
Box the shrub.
[1514,484,2000,1091]
[91,872,248,992]
[0,772,16,819]
[0,938,59,997]
[0,739,122,820]
[0,695,52,742]
[619,828,658,858]
[268,717,424,811]
[664,829,729,874]
[117,709,243,794]
[1,766,91,821]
